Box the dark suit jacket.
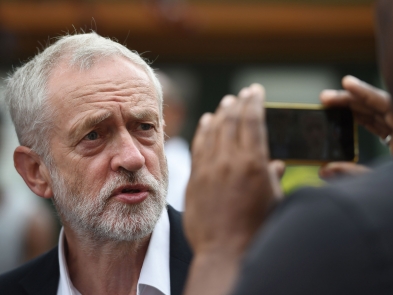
[232,161,393,295]
[0,205,192,295]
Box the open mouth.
[121,188,141,194]
[111,184,149,198]
[112,185,149,204]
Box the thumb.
[268,160,285,199]
[269,160,286,179]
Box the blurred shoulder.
[234,161,393,295]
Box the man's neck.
[63,226,151,295]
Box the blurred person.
[0,113,57,275]
[0,33,192,295]
[184,81,393,295]
[181,1,393,294]
[0,185,56,275]
[158,72,191,211]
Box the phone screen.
[266,105,357,163]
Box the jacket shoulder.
[0,247,59,295]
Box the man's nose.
[110,132,145,172]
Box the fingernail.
[250,84,266,98]
[220,96,235,108]
[344,75,360,85]
[321,89,338,97]
[200,113,212,127]
[239,88,251,98]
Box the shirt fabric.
[57,208,170,295]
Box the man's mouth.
[111,185,150,204]
[121,188,142,194]
[112,184,148,195]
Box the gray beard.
[50,166,168,243]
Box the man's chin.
[80,197,165,242]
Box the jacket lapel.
[168,205,193,295]
[19,247,59,295]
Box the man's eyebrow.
[69,111,112,141]
[131,109,160,124]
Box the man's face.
[46,56,168,242]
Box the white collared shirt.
[57,209,171,295]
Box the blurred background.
[0,0,388,271]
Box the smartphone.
[265,102,358,164]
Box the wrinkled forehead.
[46,55,159,111]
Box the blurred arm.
[183,84,283,295]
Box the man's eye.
[140,123,153,131]
[85,131,99,140]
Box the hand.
[183,84,284,295]
[184,83,283,256]
[320,75,393,153]
[319,162,371,180]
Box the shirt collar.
[57,208,170,295]
[57,227,81,295]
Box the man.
[182,1,393,294]
[0,33,191,295]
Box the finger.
[321,76,393,118]
[368,114,392,137]
[239,84,267,151]
[363,123,391,139]
[321,89,384,116]
[342,75,392,113]
[216,95,237,112]
[320,89,353,107]
[268,160,284,199]
[269,160,286,179]
[319,162,371,179]
[348,100,379,116]
[191,113,214,165]
[354,113,392,138]
[205,95,239,159]
[217,94,242,152]
[385,112,393,130]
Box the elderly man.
[0,33,191,295]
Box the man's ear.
[14,146,53,199]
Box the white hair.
[4,32,163,164]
